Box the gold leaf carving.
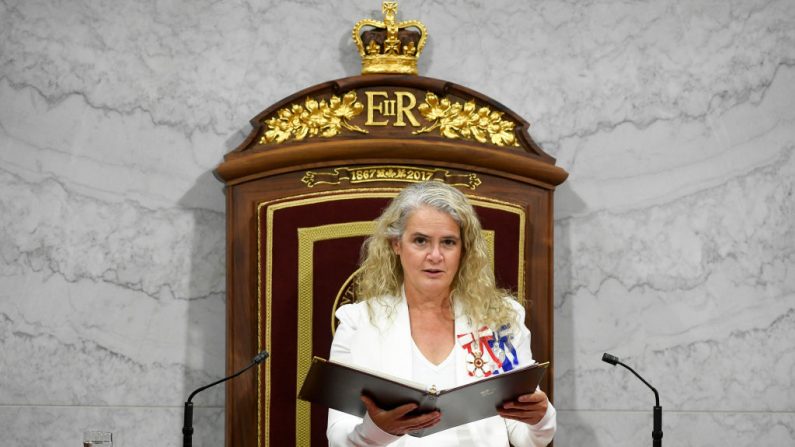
[260,91,368,144]
[413,92,520,147]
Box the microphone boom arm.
[182,351,269,447]
[615,359,660,407]
[602,353,663,447]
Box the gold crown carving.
[353,1,427,75]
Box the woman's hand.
[361,395,441,436]
[497,389,549,425]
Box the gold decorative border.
[301,165,481,190]
[296,221,377,445]
[255,188,526,447]
[257,190,398,447]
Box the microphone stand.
[602,353,662,447]
[182,351,269,447]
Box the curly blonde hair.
[356,181,517,329]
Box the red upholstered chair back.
[259,191,526,445]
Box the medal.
[465,349,491,377]
[459,327,501,377]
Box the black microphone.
[602,353,663,447]
[182,351,269,447]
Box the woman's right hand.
[360,395,441,436]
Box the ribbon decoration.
[457,326,502,377]
[491,324,519,372]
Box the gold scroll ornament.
[301,165,482,190]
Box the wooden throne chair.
[214,2,568,446]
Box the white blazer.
[326,290,556,446]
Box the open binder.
[298,356,549,437]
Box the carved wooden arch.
[215,74,567,447]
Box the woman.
[327,181,556,446]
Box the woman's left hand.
[497,389,549,425]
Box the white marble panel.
[553,66,795,412]
[0,168,227,405]
[555,63,795,216]
[0,0,257,134]
[412,0,795,148]
[0,75,230,213]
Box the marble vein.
[0,78,229,212]
[555,143,794,304]
[0,0,260,136]
[0,167,225,301]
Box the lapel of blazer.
[377,292,413,381]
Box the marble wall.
[1,0,793,445]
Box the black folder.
[298,356,549,437]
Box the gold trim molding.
[257,190,399,447]
[301,165,481,190]
[296,221,377,445]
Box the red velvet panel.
[258,192,524,445]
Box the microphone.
[182,351,269,447]
[602,353,662,447]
